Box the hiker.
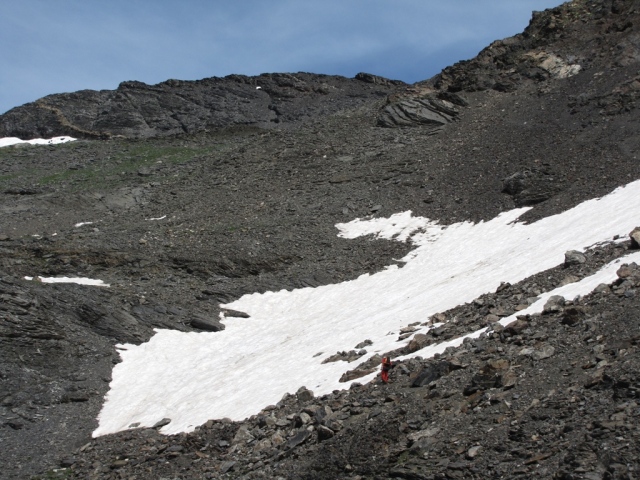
[380,356,394,383]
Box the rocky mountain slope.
[1,0,640,478]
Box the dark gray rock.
[152,418,171,429]
[355,339,373,349]
[61,392,90,403]
[503,318,529,335]
[296,387,314,403]
[313,405,332,424]
[190,314,225,332]
[532,344,556,360]
[220,461,236,473]
[502,167,565,207]
[377,95,460,129]
[630,227,640,249]
[323,417,344,432]
[389,465,433,479]
[232,425,254,444]
[0,73,404,140]
[59,457,76,468]
[322,349,364,364]
[221,308,250,318]
[354,72,405,86]
[543,295,565,314]
[286,429,311,450]
[317,425,335,441]
[405,333,432,353]
[564,250,586,266]
[411,361,452,388]
[562,306,586,325]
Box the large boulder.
[564,250,586,266]
[502,167,566,207]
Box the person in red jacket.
[381,356,393,383]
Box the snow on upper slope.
[94,180,640,436]
[0,136,76,148]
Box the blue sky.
[1,0,564,115]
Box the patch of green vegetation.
[38,168,99,187]
[0,173,16,183]
[0,167,47,190]
[0,148,15,161]
[30,468,73,479]
[396,449,411,465]
[49,143,219,191]
[0,136,235,193]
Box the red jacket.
[381,357,392,372]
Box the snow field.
[94,180,640,436]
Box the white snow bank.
[495,253,639,320]
[94,180,640,436]
[24,276,109,287]
[0,136,76,148]
[350,249,640,385]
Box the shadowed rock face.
[0,73,405,140]
[3,1,640,478]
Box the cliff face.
[0,72,405,140]
[2,1,640,479]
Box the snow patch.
[24,276,110,287]
[0,136,76,148]
[94,180,640,437]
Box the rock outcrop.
[431,0,640,94]
[0,72,404,140]
[377,94,461,130]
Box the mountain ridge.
[0,72,405,140]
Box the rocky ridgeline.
[40,233,640,479]
[432,0,639,94]
[0,73,405,140]
[5,1,640,143]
